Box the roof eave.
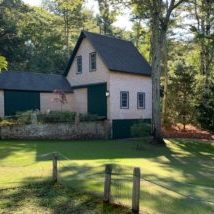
[109,69,152,77]
[64,31,86,76]
[0,88,73,93]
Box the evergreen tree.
[197,81,214,131]
[168,61,196,130]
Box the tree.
[53,89,68,111]
[130,18,151,61]
[168,61,196,130]
[131,0,187,143]
[197,81,214,131]
[42,0,84,56]
[97,0,117,35]
[0,56,7,72]
[0,0,29,70]
[20,6,68,74]
[190,0,214,86]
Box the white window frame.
[76,56,82,74]
[89,52,96,71]
[137,92,145,109]
[120,91,129,109]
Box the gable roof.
[64,31,151,76]
[0,71,72,92]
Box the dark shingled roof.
[0,71,72,92]
[65,31,151,76]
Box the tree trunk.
[162,38,169,126]
[150,11,165,144]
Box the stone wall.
[0,121,110,140]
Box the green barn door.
[87,83,107,117]
[4,90,40,116]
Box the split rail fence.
[52,153,141,213]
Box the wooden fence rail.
[103,164,141,213]
[103,164,112,202]
[132,167,141,213]
[52,156,141,213]
[52,153,58,183]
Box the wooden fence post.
[52,153,58,183]
[132,167,141,213]
[103,164,112,203]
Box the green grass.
[0,182,131,214]
[0,139,214,213]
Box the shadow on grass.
[1,174,213,214]
[0,139,214,213]
[0,179,132,214]
[1,139,214,187]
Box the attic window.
[89,52,96,71]
[76,56,82,74]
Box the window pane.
[76,56,82,73]
[120,92,129,108]
[138,92,145,108]
[90,53,96,71]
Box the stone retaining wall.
[0,121,110,140]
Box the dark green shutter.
[87,83,107,117]
[4,90,40,116]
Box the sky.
[23,0,133,31]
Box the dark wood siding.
[4,90,40,116]
[112,119,151,139]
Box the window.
[89,52,96,71]
[137,92,145,109]
[120,91,129,109]
[76,56,82,74]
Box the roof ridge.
[82,30,132,43]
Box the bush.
[16,111,33,124]
[79,113,102,122]
[0,119,16,127]
[37,111,76,123]
[2,110,103,125]
[131,121,151,137]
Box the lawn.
[0,182,132,214]
[0,139,214,213]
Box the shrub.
[37,111,76,123]
[131,121,151,137]
[79,113,102,121]
[16,111,33,124]
[3,110,103,125]
[0,119,16,127]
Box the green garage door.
[4,90,40,116]
[112,119,151,139]
[87,83,107,117]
